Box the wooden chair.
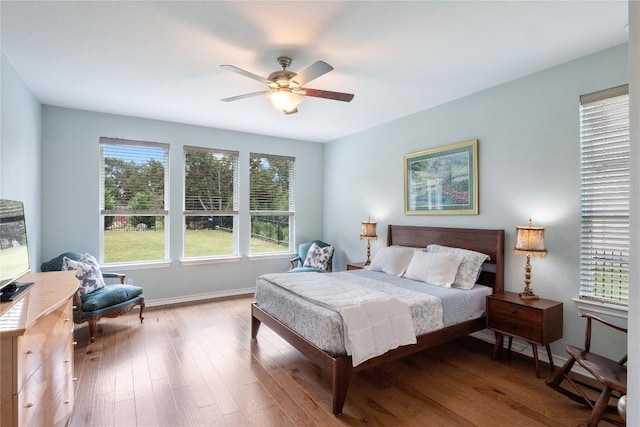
[546,313,627,427]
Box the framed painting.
[404,139,478,215]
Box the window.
[183,146,239,258]
[579,85,630,306]
[249,153,295,254]
[100,137,169,263]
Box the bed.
[251,224,505,415]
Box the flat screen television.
[0,199,31,292]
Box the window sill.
[101,260,172,271]
[180,256,241,266]
[248,252,296,261]
[572,297,628,319]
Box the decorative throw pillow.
[303,243,334,270]
[368,246,416,277]
[62,253,106,296]
[426,244,490,289]
[403,251,464,287]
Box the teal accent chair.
[289,240,333,273]
[40,252,145,342]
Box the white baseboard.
[471,329,590,377]
[145,287,255,308]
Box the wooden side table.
[487,291,563,378]
[346,262,366,271]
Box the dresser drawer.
[18,340,73,427]
[16,299,73,393]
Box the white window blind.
[579,85,630,305]
[184,147,239,215]
[100,137,169,215]
[183,146,239,258]
[249,153,295,253]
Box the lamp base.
[519,291,540,300]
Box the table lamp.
[360,218,377,266]
[513,218,547,300]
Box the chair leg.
[139,300,145,323]
[587,387,612,427]
[88,317,98,343]
[546,357,587,405]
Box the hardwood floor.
[69,295,619,427]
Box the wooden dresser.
[0,271,78,427]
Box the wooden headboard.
[387,224,504,293]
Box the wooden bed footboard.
[251,225,504,415]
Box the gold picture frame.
[404,139,478,215]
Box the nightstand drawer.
[487,315,543,343]
[488,299,543,324]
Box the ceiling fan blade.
[220,91,268,102]
[291,61,333,86]
[300,88,354,102]
[220,65,272,85]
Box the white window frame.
[249,153,295,256]
[576,84,630,316]
[182,146,239,261]
[99,137,170,265]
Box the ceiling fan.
[220,57,354,114]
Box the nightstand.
[346,262,367,271]
[487,291,563,378]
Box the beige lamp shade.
[360,219,377,241]
[514,220,547,258]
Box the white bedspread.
[259,272,432,366]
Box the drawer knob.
[25,403,34,408]
[73,377,78,381]
[65,318,70,322]
[64,359,71,363]
[64,400,71,404]
[73,341,78,346]
[25,350,33,355]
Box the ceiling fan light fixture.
[268,89,303,114]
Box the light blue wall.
[324,44,629,359]
[0,51,42,269]
[40,106,324,303]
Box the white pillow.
[62,253,106,296]
[404,251,464,287]
[368,246,416,277]
[303,242,334,270]
[426,244,490,289]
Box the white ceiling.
[1,1,629,143]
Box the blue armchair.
[289,240,333,273]
[40,252,145,342]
